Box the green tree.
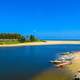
[0,33,26,42]
[29,35,38,42]
[19,36,26,43]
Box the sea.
[0,44,80,80]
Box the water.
[0,44,80,80]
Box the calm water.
[0,44,80,80]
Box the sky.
[0,0,80,39]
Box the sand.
[0,41,80,79]
[33,51,80,80]
[0,41,80,47]
[66,52,80,73]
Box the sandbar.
[0,41,80,47]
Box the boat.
[60,52,71,55]
[50,60,62,64]
[56,61,72,67]
[50,52,73,66]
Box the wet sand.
[32,67,72,80]
[67,52,80,73]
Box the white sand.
[0,41,80,47]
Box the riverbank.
[0,41,80,47]
[66,51,80,74]
[33,51,80,80]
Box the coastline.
[0,41,80,47]
[66,52,80,73]
[33,51,80,80]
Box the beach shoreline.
[0,41,80,47]
[33,51,80,80]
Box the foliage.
[29,35,39,42]
[0,33,43,43]
[19,36,26,43]
[0,33,26,42]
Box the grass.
[25,40,46,42]
[0,41,19,45]
[0,40,46,45]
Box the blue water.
[0,44,80,80]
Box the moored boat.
[50,52,74,67]
[50,60,62,64]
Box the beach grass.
[0,41,19,45]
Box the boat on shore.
[50,52,74,67]
[50,60,62,64]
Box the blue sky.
[0,0,80,39]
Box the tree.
[29,35,38,42]
[19,36,26,43]
[0,33,26,42]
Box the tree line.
[0,33,40,42]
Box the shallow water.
[0,44,80,80]
[33,67,73,80]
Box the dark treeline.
[0,33,41,42]
[0,33,25,42]
[0,33,23,39]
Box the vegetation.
[0,33,23,40]
[29,35,39,42]
[0,33,44,44]
[0,33,25,43]
[0,41,19,45]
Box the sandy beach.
[33,51,80,80]
[66,52,80,73]
[0,41,80,47]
